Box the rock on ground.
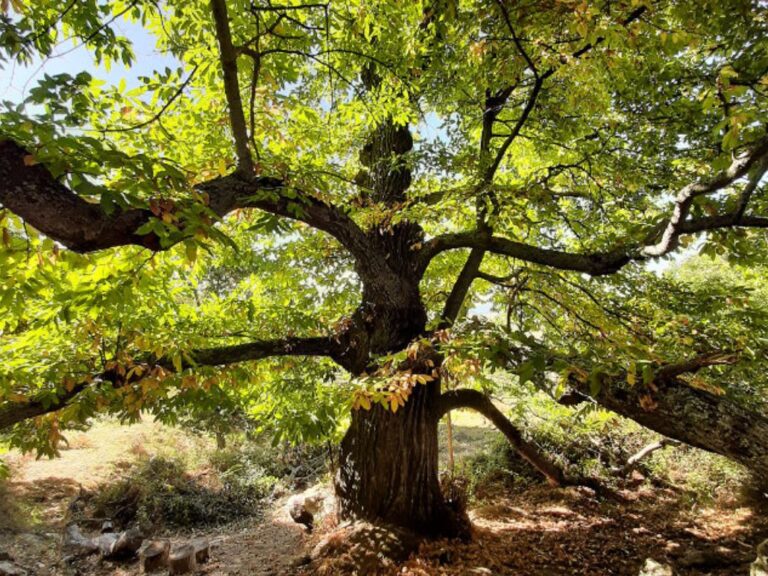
[639,558,674,576]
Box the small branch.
[655,350,740,381]
[439,247,485,328]
[612,438,681,477]
[101,64,200,133]
[211,0,254,174]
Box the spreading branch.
[417,135,768,275]
[100,64,200,133]
[0,335,337,431]
[0,139,369,260]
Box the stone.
[0,561,27,576]
[752,539,768,576]
[639,558,674,576]
[191,539,210,564]
[96,533,119,557]
[108,527,144,559]
[287,495,314,530]
[62,523,98,556]
[286,483,335,531]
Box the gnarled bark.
[336,380,469,538]
[578,377,768,480]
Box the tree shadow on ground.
[402,483,767,576]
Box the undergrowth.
[88,433,327,534]
[452,391,751,505]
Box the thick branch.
[0,335,337,431]
[437,388,565,486]
[655,350,740,381]
[0,140,369,258]
[568,372,768,479]
[187,335,336,366]
[418,231,630,276]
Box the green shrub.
[209,437,327,489]
[92,456,267,533]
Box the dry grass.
[4,417,215,489]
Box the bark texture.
[587,378,768,480]
[336,380,468,537]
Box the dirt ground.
[1,419,766,576]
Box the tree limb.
[437,388,565,486]
[0,139,369,259]
[439,247,485,328]
[417,135,768,275]
[654,350,740,381]
[437,388,622,498]
[210,0,254,174]
[0,335,337,431]
[567,371,768,480]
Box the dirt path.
[2,418,767,576]
[201,501,308,576]
[397,485,767,576]
[0,421,313,576]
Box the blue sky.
[1,17,178,104]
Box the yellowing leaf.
[172,353,183,373]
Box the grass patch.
[446,391,750,505]
[87,432,327,534]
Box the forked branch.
[418,135,768,275]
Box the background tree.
[1,0,767,537]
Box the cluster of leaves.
[0,206,351,453]
[1,0,767,456]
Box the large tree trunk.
[335,380,468,538]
